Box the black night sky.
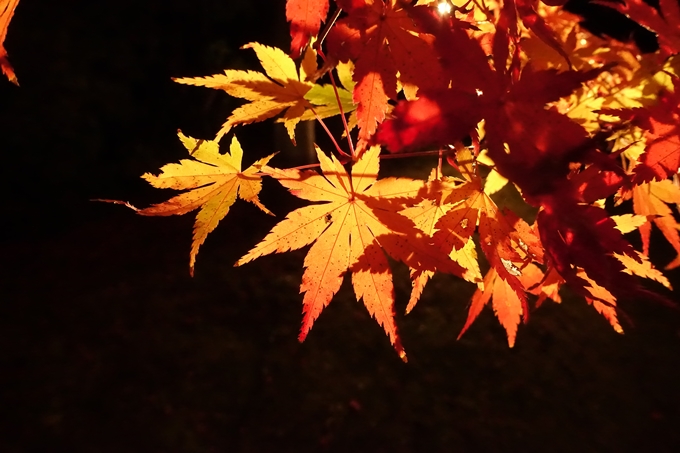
[1,1,679,452]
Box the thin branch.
[309,106,350,159]
[314,8,342,52]
[378,147,457,160]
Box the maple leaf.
[0,0,19,85]
[520,263,563,306]
[615,250,673,289]
[174,43,317,142]
[286,0,329,58]
[522,256,670,334]
[583,250,671,332]
[629,79,680,184]
[578,270,624,334]
[402,148,543,340]
[514,0,573,68]
[611,213,649,234]
[139,132,275,276]
[536,198,671,306]
[597,0,680,56]
[376,20,606,201]
[421,148,545,343]
[236,145,464,360]
[299,61,358,123]
[326,0,445,143]
[631,179,680,270]
[400,171,484,313]
[458,267,524,347]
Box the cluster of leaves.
[125,0,680,359]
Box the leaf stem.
[378,147,456,160]
[314,8,342,51]
[309,106,350,159]
[328,66,355,158]
[316,47,356,159]
[437,148,444,179]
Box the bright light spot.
[579,38,588,46]
[588,59,595,65]
[475,88,483,96]
[437,1,453,15]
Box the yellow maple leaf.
[174,43,313,141]
[236,145,463,360]
[139,132,275,276]
[614,251,673,290]
[611,213,649,234]
[301,60,357,124]
[174,43,351,143]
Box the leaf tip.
[91,198,140,212]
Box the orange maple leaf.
[0,0,20,85]
[578,270,624,334]
[458,267,525,347]
[428,148,544,344]
[138,132,275,276]
[236,145,464,360]
[630,79,680,185]
[520,263,562,306]
[400,170,484,313]
[631,179,680,270]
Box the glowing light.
[579,38,588,46]
[437,1,453,15]
[475,88,483,96]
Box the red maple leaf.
[537,197,670,305]
[286,0,330,58]
[598,0,680,56]
[326,0,444,143]
[630,78,680,184]
[377,41,604,201]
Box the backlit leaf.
[139,132,275,276]
[237,145,464,359]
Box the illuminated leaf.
[632,180,680,270]
[327,0,445,143]
[174,43,316,141]
[139,132,275,276]
[286,0,329,58]
[237,146,464,359]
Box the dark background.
[1,1,679,452]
